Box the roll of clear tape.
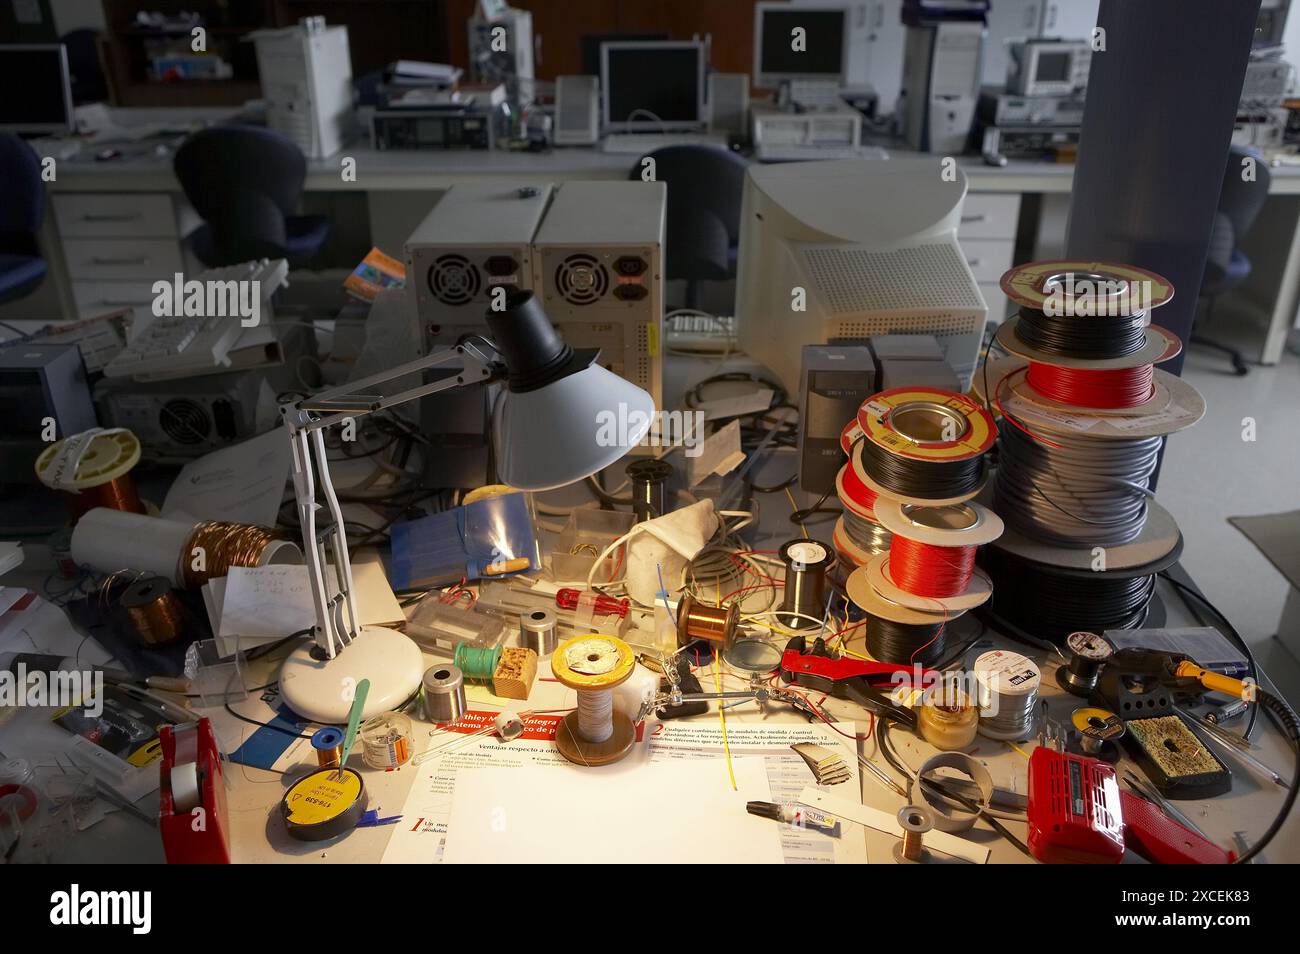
[170,761,201,813]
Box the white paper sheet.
[442,759,783,864]
[162,429,290,526]
[214,560,404,649]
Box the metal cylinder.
[422,665,467,724]
[519,608,557,655]
[626,459,673,522]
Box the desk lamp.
[277,291,656,723]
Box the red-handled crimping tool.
[779,635,934,728]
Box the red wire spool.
[1025,362,1155,409]
[838,459,880,514]
[886,535,977,598]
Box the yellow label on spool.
[857,387,996,462]
[283,769,363,827]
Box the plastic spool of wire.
[868,499,1003,614]
[454,643,502,683]
[310,727,344,768]
[117,576,186,646]
[626,459,673,522]
[1057,631,1114,697]
[423,665,467,724]
[519,608,558,655]
[845,565,954,667]
[35,429,146,522]
[777,538,833,629]
[833,462,892,565]
[853,387,996,504]
[676,592,738,648]
[973,649,1041,741]
[551,635,638,766]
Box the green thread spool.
[454,643,502,682]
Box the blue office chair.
[1191,144,1271,376]
[627,145,748,310]
[173,125,330,268]
[0,133,48,304]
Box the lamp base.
[278,626,425,724]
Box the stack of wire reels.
[974,261,1206,647]
[842,387,1001,667]
[832,417,892,571]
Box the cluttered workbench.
[2,265,1298,865]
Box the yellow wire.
[714,655,737,790]
[1006,741,1031,759]
[784,486,809,538]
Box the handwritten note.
[216,560,404,642]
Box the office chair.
[173,125,330,268]
[627,144,747,310]
[0,133,48,304]
[61,29,109,104]
[1191,144,1271,376]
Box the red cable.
[1025,362,1155,409]
[839,461,879,514]
[886,535,976,598]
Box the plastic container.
[184,638,248,707]
[405,599,508,655]
[552,508,635,581]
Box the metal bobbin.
[1056,631,1114,696]
[422,665,467,724]
[892,805,936,864]
[520,608,558,655]
[777,538,832,629]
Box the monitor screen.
[0,46,72,132]
[581,33,668,77]
[1033,51,1072,84]
[603,44,703,128]
[757,8,846,79]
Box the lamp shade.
[493,363,657,490]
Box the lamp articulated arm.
[280,341,500,659]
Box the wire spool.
[359,711,414,770]
[117,576,185,646]
[867,499,1002,613]
[181,521,299,588]
[1072,707,1125,757]
[35,429,145,521]
[676,592,738,648]
[519,608,558,655]
[453,643,502,683]
[844,565,959,667]
[777,539,833,630]
[1057,631,1114,696]
[973,649,1041,741]
[854,388,996,504]
[422,665,467,724]
[626,459,673,522]
[993,422,1162,548]
[893,805,936,864]
[834,462,892,563]
[311,727,344,769]
[551,635,637,766]
[979,544,1160,646]
[281,767,366,842]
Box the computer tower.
[406,183,553,347]
[530,181,666,413]
[0,344,97,484]
[250,21,354,160]
[798,345,876,496]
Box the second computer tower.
[530,181,666,412]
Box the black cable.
[876,718,914,796]
[1013,305,1147,359]
[865,617,946,667]
[1234,689,1299,864]
[980,547,1154,645]
[789,491,840,525]
[858,436,986,499]
[749,473,798,494]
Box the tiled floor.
[1160,338,1300,704]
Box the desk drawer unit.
[958,193,1020,322]
[54,193,183,317]
[62,238,184,281]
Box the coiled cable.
[865,616,946,667]
[980,547,1154,645]
[1014,307,1147,359]
[993,422,1161,547]
[859,437,986,500]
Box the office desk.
[32,131,1300,363]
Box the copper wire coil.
[676,592,739,647]
[181,521,291,588]
[118,576,186,646]
[70,474,145,520]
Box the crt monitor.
[753,3,849,87]
[0,44,75,135]
[601,41,706,132]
